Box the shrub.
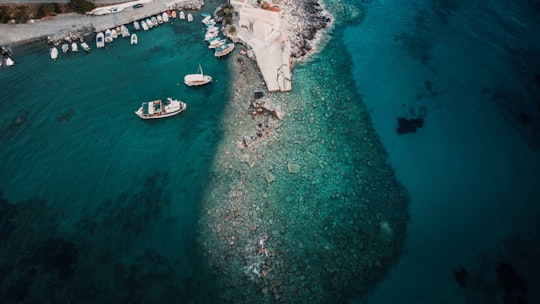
[68,0,95,14]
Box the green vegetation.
[68,0,95,14]
[37,3,57,18]
[228,25,236,35]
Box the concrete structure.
[232,1,291,92]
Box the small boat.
[201,12,211,18]
[206,25,220,33]
[131,34,138,45]
[187,13,193,22]
[61,43,69,53]
[141,20,149,31]
[179,10,185,20]
[151,16,158,26]
[121,25,130,37]
[133,21,140,31]
[50,47,58,60]
[5,57,14,66]
[135,98,186,119]
[157,14,163,24]
[80,42,91,53]
[204,31,218,41]
[171,10,177,18]
[110,28,118,39]
[146,18,153,29]
[96,32,105,48]
[208,37,227,49]
[162,12,169,23]
[202,15,211,25]
[215,43,234,57]
[104,29,113,43]
[71,42,78,52]
[184,64,212,86]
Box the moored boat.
[121,25,130,37]
[134,98,186,119]
[61,43,69,53]
[104,29,113,43]
[96,32,105,48]
[208,37,227,49]
[162,12,169,23]
[151,16,158,26]
[157,14,163,24]
[80,42,91,53]
[214,43,234,57]
[184,64,212,86]
[110,28,118,39]
[146,18,153,29]
[205,30,218,41]
[133,20,140,31]
[5,57,14,66]
[187,13,193,22]
[171,10,177,18]
[71,42,78,52]
[50,47,58,60]
[131,34,138,45]
[141,20,149,31]
[179,10,185,20]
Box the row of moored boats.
[200,13,235,58]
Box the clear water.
[1,0,540,303]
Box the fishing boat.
[121,25,130,37]
[208,37,227,49]
[146,18,153,29]
[179,10,185,20]
[80,42,91,53]
[96,32,105,48]
[71,42,78,52]
[214,43,234,57]
[5,57,14,66]
[162,12,169,23]
[131,34,138,45]
[50,47,58,60]
[134,98,186,119]
[141,20,149,31]
[104,29,113,43]
[110,28,118,39]
[184,64,212,86]
[133,21,140,31]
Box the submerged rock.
[287,163,300,174]
[396,117,424,134]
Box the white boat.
[187,13,193,22]
[141,20,149,31]
[208,37,227,49]
[5,57,14,66]
[96,32,105,48]
[50,47,58,60]
[151,16,158,26]
[131,33,138,45]
[133,21,140,31]
[61,43,69,53]
[157,14,163,24]
[162,12,169,23]
[184,64,212,86]
[121,25,130,37]
[204,31,218,41]
[214,43,234,57]
[179,10,185,20]
[146,18,153,29]
[206,25,220,33]
[135,98,186,119]
[71,42,78,52]
[80,42,91,53]
[110,28,118,39]
[201,15,211,24]
[104,29,113,43]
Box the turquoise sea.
[2,0,540,303]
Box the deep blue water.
[344,0,540,302]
